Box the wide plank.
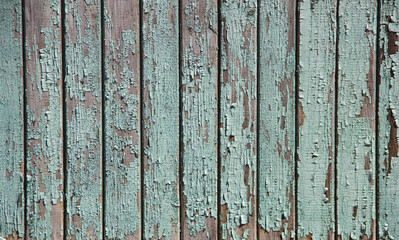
[0,0,24,238]
[181,0,218,238]
[142,0,180,239]
[297,0,336,239]
[220,1,257,239]
[103,0,141,239]
[336,0,377,238]
[258,0,296,238]
[64,0,102,238]
[24,0,63,238]
[378,0,399,238]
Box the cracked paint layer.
[378,0,399,238]
[181,0,218,238]
[25,0,63,239]
[0,0,24,238]
[220,1,257,239]
[337,0,376,238]
[142,0,180,239]
[297,0,336,239]
[258,0,296,239]
[64,0,102,238]
[103,0,141,239]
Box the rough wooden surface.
[378,0,399,238]
[258,0,296,239]
[0,0,24,238]
[103,0,141,239]
[220,1,257,239]
[336,0,377,238]
[24,0,63,239]
[64,0,102,238]
[142,0,180,239]
[181,0,218,238]
[297,0,336,239]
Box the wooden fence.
[0,0,398,239]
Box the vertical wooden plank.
[220,1,257,239]
[297,0,336,239]
[103,0,141,239]
[64,0,102,238]
[142,0,180,239]
[258,0,296,238]
[181,0,218,238]
[0,0,24,238]
[378,0,399,238]
[337,0,377,238]
[24,0,63,238]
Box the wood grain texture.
[181,0,218,238]
[142,0,180,239]
[258,0,296,239]
[297,0,336,239]
[103,0,141,239]
[378,0,399,238]
[24,0,63,239]
[0,0,24,238]
[336,0,376,238]
[220,1,257,239]
[64,0,102,238]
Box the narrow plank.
[297,0,336,239]
[378,0,399,238]
[336,0,377,238]
[258,0,296,238]
[181,0,218,238]
[142,0,180,239]
[24,0,63,238]
[64,0,102,238]
[103,0,141,239]
[220,1,257,239]
[0,0,24,238]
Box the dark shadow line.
[178,0,184,239]
[334,0,340,238]
[294,0,300,238]
[375,0,381,238]
[217,0,222,239]
[139,0,145,238]
[256,0,261,238]
[100,0,106,238]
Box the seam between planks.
[100,0,106,238]
[21,0,27,237]
[256,0,260,238]
[294,0,300,238]
[334,0,340,238]
[375,0,381,238]
[178,0,183,239]
[139,0,145,238]
[217,0,222,239]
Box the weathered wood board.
[297,0,336,239]
[1,1,399,239]
[24,0,63,239]
[103,0,141,239]
[258,0,296,239]
[336,0,377,238]
[378,0,399,238]
[0,0,24,238]
[181,0,218,239]
[64,0,103,238]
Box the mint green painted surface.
[64,0,102,238]
[378,1,399,238]
[297,0,336,239]
[24,0,64,238]
[103,1,141,239]
[181,0,218,238]
[220,1,257,239]
[258,0,295,238]
[337,0,376,238]
[142,0,180,239]
[0,0,24,238]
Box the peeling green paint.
[0,0,24,238]
[25,0,63,239]
[297,0,336,239]
[103,0,141,238]
[220,1,257,239]
[64,0,102,238]
[378,1,399,238]
[142,0,180,239]
[258,0,296,238]
[181,0,218,238]
[337,0,376,238]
